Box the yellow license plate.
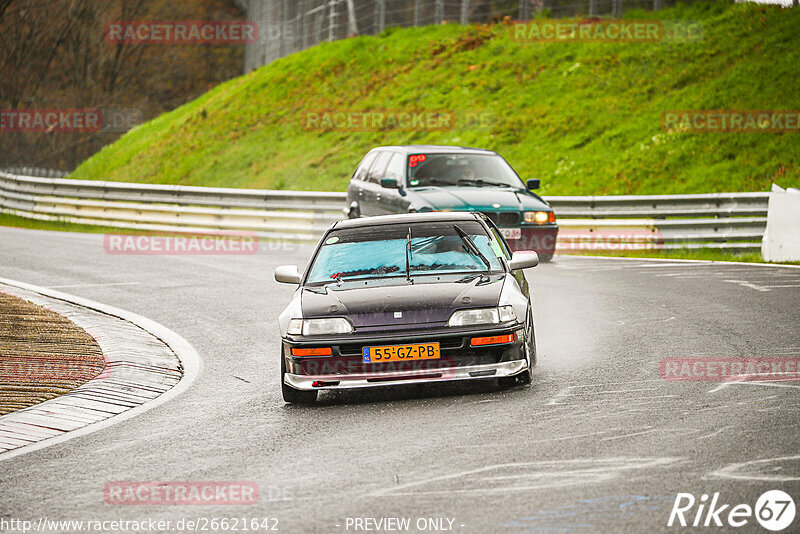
[363,342,440,363]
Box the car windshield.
[305,221,505,284]
[407,153,525,189]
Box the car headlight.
[524,211,551,224]
[448,306,517,327]
[287,318,353,336]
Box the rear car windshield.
[407,153,525,189]
[306,221,505,284]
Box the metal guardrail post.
[519,0,531,20]
[376,0,386,34]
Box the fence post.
[278,0,285,58]
[460,0,470,25]
[299,0,306,49]
[346,0,358,35]
[328,0,336,41]
[589,0,597,16]
[653,0,662,10]
[435,0,444,24]
[519,0,530,20]
[414,0,421,26]
[612,0,621,17]
[376,0,386,34]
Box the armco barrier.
[0,171,768,251]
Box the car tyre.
[281,356,318,404]
[538,253,554,263]
[499,309,535,388]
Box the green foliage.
[71,1,800,195]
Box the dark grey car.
[274,211,540,404]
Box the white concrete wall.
[762,184,800,262]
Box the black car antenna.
[405,226,414,284]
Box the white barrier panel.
[762,184,800,262]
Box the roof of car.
[334,211,483,229]
[368,145,498,156]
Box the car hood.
[301,275,505,329]
[412,186,551,212]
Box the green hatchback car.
[345,145,558,261]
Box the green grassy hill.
[71,0,800,195]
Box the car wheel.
[538,253,554,263]
[281,356,318,404]
[518,309,536,384]
[499,309,535,388]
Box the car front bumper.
[284,359,527,391]
[282,324,527,391]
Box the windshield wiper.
[457,178,514,188]
[453,225,491,271]
[405,226,414,284]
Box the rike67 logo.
[668,490,796,531]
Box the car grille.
[480,211,520,227]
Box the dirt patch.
[0,292,106,415]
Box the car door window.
[367,151,392,183]
[353,152,377,181]
[384,153,405,184]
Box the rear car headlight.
[287,318,353,336]
[448,306,516,327]
[524,211,551,224]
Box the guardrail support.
[376,0,385,34]
[435,0,444,24]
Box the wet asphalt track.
[1,226,799,533]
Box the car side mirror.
[275,265,301,284]
[381,177,400,189]
[508,251,539,270]
[526,179,540,190]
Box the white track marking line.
[722,280,770,291]
[365,457,682,497]
[46,282,141,289]
[712,455,800,482]
[452,430,614,448]
[697,426,733,440]
[600,427,658,441]
[710,380,800,394]
[560,255,800,270]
